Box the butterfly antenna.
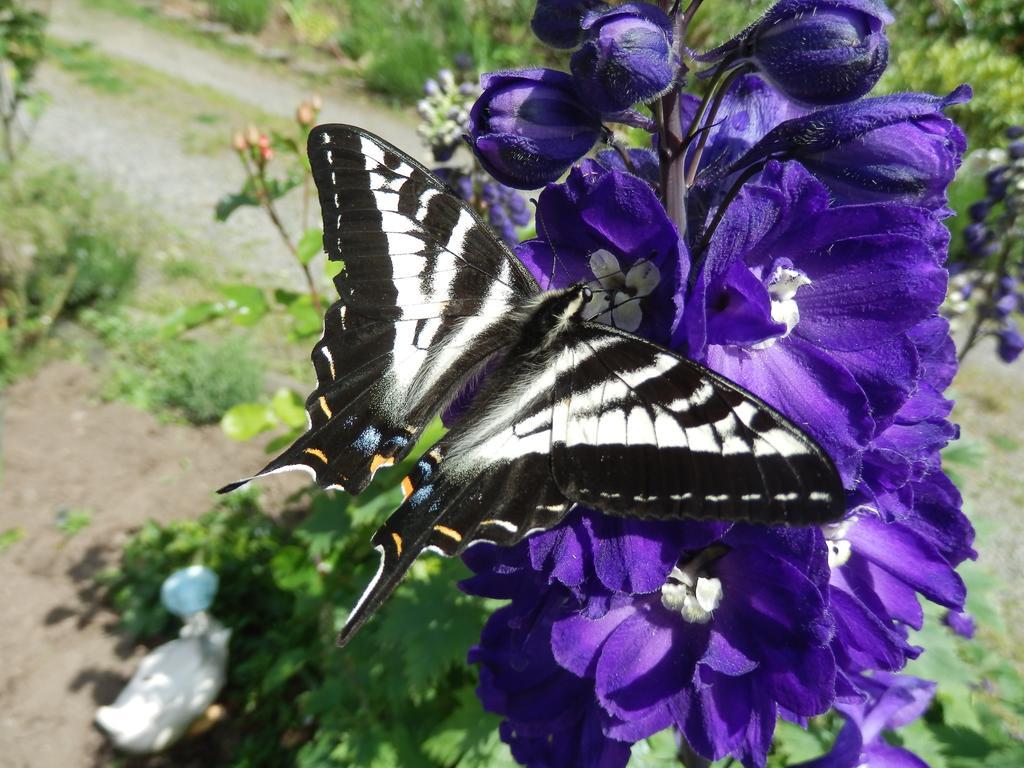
[533,199,568,291]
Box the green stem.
[253,164,323,315]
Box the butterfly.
[219,125,845,646]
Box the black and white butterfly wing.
[336,321,844,644]
[220,125,538,495]
[550,323,845,524]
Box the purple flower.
[468,68,604,189]
[467,521,836,768]
[517,160,688,344]
[727,86,970,214]
[594,146,660,188]
[997,321,1024,363]
[698,0,892,106]
[794,672,936,768]
[532,0,609,49]
[570,3,678,114]
[684,161,947,484]
[943,609,976,639]
[686,75,806,187]
[468,586,633,768]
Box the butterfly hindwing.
[550,323,845,525]
[335,346,577,645]
[220,126,538,494]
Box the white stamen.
[583,251,661,333]
[660,563,724,624]
[823,519,853,568]
[751,266,812,350]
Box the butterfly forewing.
[220,126,537,495]
[550,323,845,524]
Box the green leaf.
[221,402,276,441]
[263,175,302,201]
[375,559,490,699]
[773,719,835,763]
[265,427,303,454]
[270,545,322,595]
[423,688,515,768]
[896,719,950,767]
[0,527,26,555]
[56,508,93,536]
[220,283,269,327]
[330,726,424,768]
[261,646,309,694]
[325,259,344,279]
[273,287,303,306]
[271,387,308,429]
[161,301,224,337]
[215,189,259,221]
[287,296,325,339]
[629,728,681,766]
[297,228,323,266]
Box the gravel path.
[37,0,421,285]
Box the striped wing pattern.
[220,125,536,495]
[217,125,846,646]
[550,324,845,524]
[336,323,844,644]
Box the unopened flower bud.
[468,68,603,189]
[531,0,608,49]
[296,102,316,126]
[732,86,970,213]
[232,131,247,151]
[570,3,678,114]
[997,321,1024,363]
[699,0,892,106]
[245,125,260,146]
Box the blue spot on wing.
[354,426,382,453]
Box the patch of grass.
[88,310,265,424]
[1,161,144,382]
[48,40,133,93]
[208,0,274,34]
[154,336,264,423]
[0,527,26,555]
[55,508,93,537]
[336,0,542,102]
[160,256,207,281]
[989,434,1021,454]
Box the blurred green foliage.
[0,164,140,383]
[100,487,516,767]
[209,0,273,34]
[335,0,542,101]
[882,35,1024,149]
[0,0,47,164]
[84,308,265,425]
[151,336,264,424]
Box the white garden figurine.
[95,565,231,754]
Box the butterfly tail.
[335,455,445,646]
[336,531,418,647]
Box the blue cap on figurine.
[160,565,219,617]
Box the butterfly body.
[220,125,845,646]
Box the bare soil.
[0,362,302,766]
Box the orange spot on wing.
[370,454,395,475]
[303,448,329,464]
[391,532,403,556]
[401,476,414,500]
[433,525,462,542]
[318,396,332,419]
